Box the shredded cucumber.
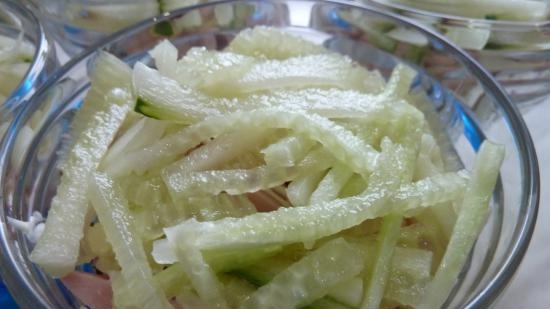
[157,141,416,252]
[419,142,504,309]
[164,155,330,200]
[376,0,549,22]
[239,238,364,309]
[89,173,171,309]
[110,109,379,177]
[360,214,403,309]
[30,53,133,277]
[261,135,317,168]
[286,168,329,206]
[226,26,327,60]
[30,27,505,309]
[309,164,353,203]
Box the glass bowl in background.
[0,0,56,131]
[28,0,238,55]
[362,0,550,106]
[0,0,539,308]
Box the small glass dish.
[0,0,56,129]
[0,0,539,308]
[365,0,550,105]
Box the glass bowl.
[364,0,550,104]
[29,0,227,55]
[0,0,539,308]
[0,0,56,129]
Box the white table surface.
[495,99,550,308]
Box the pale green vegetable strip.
[175,47,255,89]
[327,277,364,308]
[163,128,269,177]
[102,117,166,169]
[71,52,133,141]
[385,247,433,307]
[149,39,179,80]
[419,141,505,309]
[167,237,229,309]
[154,264,191,299]
[110,271,134,309]
[261,135,316,167]
[362,109,419,309]
[391,170,469,214]
[287,168,328,206]
[152,170,469,257]
[384,63,416,98]
[133,62,219,123]
[310,164,354,203]
[154,241,282,272]
[360,214,403,309]
[164,148,333,199]
[339,173,368,198]
[414,134,445,180]
[158,141,408,252]
[30,53,133,277]
[239,238,364,309]
[111,109,379,177]
[153,245,282,298]
[89,173,171,309]
[136,81,402,122]
[222,276,257,308]
[226,26,326,60]
[185,193,257,221]
[203,53,384,96]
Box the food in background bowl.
[30,0,240,54]
[372,0,549,22]
[363,0,550,103]
[25,27,503,309]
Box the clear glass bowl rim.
[0,0,539,308]
[0,0,52,115]
[367,0,550,31]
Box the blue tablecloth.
[0,281,18,309]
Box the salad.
[366,0,550,51]
[372,0,549,21]
[25,27,503,309]
[37,0,235,34]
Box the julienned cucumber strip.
[157,141,412,252]
[419,141,504,309]
[153,237,282,266]
[360,214,403,309]
[155,167,468,259]
[110,109,379,177]
[162,129,272,183]
[286,167,329,206]
[168,238,229,309]
[149,39,178,79]
[197,53,385,96]
[225,26,327,60]
[261,135,316,168]
[163,149,332,200]
[89,173,171,309]
[310,164,353,204]
[133,62,219,124]
[133,62,404,123]
[239,238,364,309]
[155,244,283,297]
[30,52,133,277]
